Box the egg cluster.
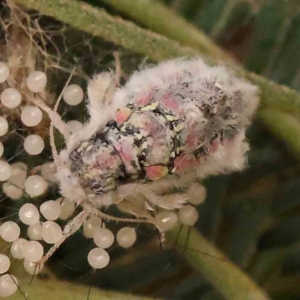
[0,61,206,297]
[0,62,87,297]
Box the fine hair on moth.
[28,57,259,268]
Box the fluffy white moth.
[31,57,259,264]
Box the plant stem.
[14,0,198,62]
[102,0,227,61]
[169,227,270,300]
[257,108,300,159]
[7,1,287,299]
[12,0,300,115]
[13,0,300,160]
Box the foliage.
[1,0,300,299]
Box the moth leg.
[116,194,153,219]
[37,210,88,266]
[153,193,187,210]
[144,173,197,195]
[113,51,122,87]
[82,201,154,224]
[116,183,187,210]
[116,183,162,205]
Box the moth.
[33,57,259,263]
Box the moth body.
[68,58,258,204]
[32,58,259,265]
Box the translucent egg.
[83,216,103,238]
[24,241,44,262]
[19,203,40,225]
[0,142,3,157]
[27,222,42,241]
[93,228,114,249]
[0,161,12,181]
[9,162,27,188]
[0,274,18,297]
[0,88,21,108]
[21,106,43,127]
[178,205,199,226]
[67,120,84,133]
[57,198,75,220]
[116,227,137,248]
[0,117,8,136]
[2,183,23,200]
[24,175,48,197]
[40,162,56,183]
[87,248,110,269]
[155,211,178,232]
[40,200,61,221]
[0,62,9,83]
[3,162,27,200]
[24,134,44,155]
[63,84,84,106]
[27,71,47,93]
[41,221,62,244]
[23,260,44,275]
[187,183,206,205]
[0,254,10,274]
[10,238,28,259]
[0,221,20,242]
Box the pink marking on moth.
[114,143,132,162]
[173,154,197,173]
[161,94,179,111]
[186,126,204,148]
[135,90,155,106]
[145,165,169,180]
[115,107,132,124]
[210,138,221,153]
[94,152,119,171]
[145,120,164,137]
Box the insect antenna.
[9,273,28,300]
[176,245,228,262]
[0,212,19,221]
[86,269,96,300]
[155,228,164,250]
[87,285,92,300]
[182,226,192,256]
[29,265,37,285]
[170,227,227,262]
[171,224,183,250]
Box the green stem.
[14,0,198,62]
[102,0,227,61]
[101,0,300,118]
[6,1,289,299]
[257,108,300,159]
[13,0,300,159]
[169,227,270,300]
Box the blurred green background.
[2,0,300,299]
